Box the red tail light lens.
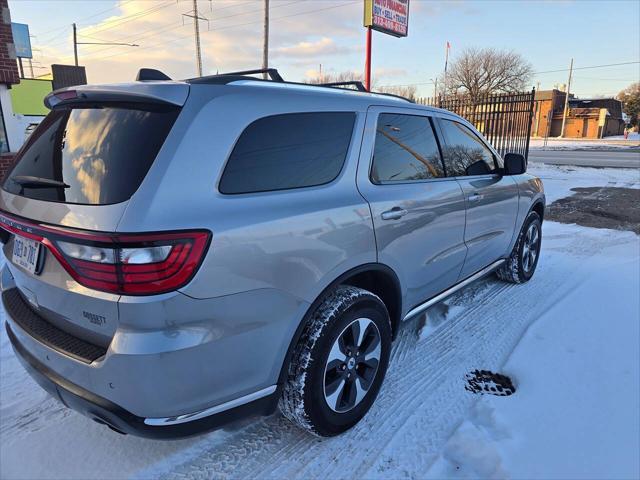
[0,212,211,295]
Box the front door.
[435,117,520,279]
[357,107,468,313]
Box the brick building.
[531,89,625,138]
[0,0,19,163]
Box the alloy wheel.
[522,222,540,273]
[323,318,382,413]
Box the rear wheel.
[497,211,542,283]
[280,286,392,436]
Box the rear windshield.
[3,104,179,205]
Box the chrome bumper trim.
[144,385,278,426]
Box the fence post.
[524,88,535,161]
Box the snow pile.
[426,222,640,479]
[530,137,639,150]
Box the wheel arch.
[531,199,545,222]
[277,263,402,386]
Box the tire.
[279,285,392,437]
[496,210,542,283]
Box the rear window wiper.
[11,176,70,190]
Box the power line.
[534,61,640,75]
[83,1,359,63]
[34,0,135,40]
[379,61,640,89]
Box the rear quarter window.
[219,112,356,194]
[3,104,179,205]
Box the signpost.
[11,22,32,78]
[363,0,410,91]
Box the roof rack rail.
[224,68,284,82]
[185,67,414,103]
[319,81,367,92]
[136,68,172,81]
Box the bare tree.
[305,71,363,85]
[305,71,416,101]
[617,82,639,127]
[442,47,533,100]
[376,85,417,101]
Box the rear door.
[435,117,519,279]
[0,101,181,345]
[357,106,467,313]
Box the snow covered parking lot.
[1,164,638,480]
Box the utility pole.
[560,58,573,138]
[192,0,203,77]
[73,23,78,66]
[182,0,208,77]
[262,0,269,79]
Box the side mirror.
[503,153,526,175]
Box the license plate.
[12,235,41,275]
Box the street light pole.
[73,23,78,66]
[73,23,138,66]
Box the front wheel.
[497,210,542,283]
[279,286,392,436]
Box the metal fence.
[417,89,536,160]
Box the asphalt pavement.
[528,149,640,169]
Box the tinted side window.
[371,113,444,183]
[219,112,355,194]
[439,119,497,176]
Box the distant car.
[23,122,39,141]
[0,69,545,438]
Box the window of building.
[371,113,444,183]
[439,119,497,176]
[219,112,356,194]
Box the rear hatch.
[0,82,190,350]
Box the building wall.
[0,0,19,85]
[0,151,13,178]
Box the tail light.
[0,212,211,295]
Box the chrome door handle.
[381,207,408,220]
[468,193,483,203]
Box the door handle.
[468,193,483,203]
[381,207,408,220]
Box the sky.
[8,0,640,99]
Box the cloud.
[29,1,385,84]
[273,37,356,59]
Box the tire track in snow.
[153,238,590,480]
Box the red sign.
[364,0,410,38]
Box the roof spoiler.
[44,84,189,109]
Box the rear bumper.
[6,321,278,439]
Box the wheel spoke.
[327,338,347,364]
[363,340,381,363]
[354,318,369,350]
[531,227,539,246]
[325,379,346,411]
[354,377,368,405]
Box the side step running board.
[403,259,506,321]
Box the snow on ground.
[530,136,640,150]
[0,164,639,480]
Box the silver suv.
[1,69,544,438]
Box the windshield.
[3,104,179,205]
